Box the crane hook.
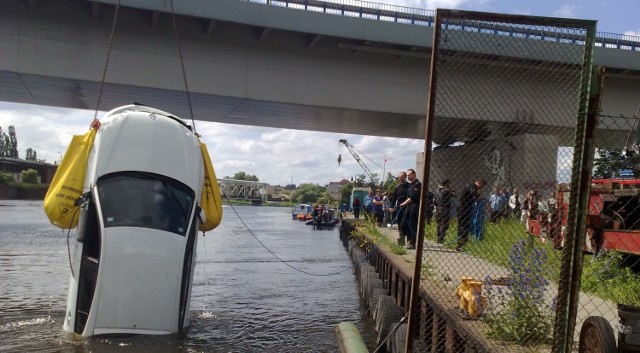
[337,154,342,166]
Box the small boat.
[292,204,306,219]
[305,206,339,230]
[292,204,312,220]
[44,104,222,337]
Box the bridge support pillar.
[417,133,560,195]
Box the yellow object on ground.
[199,141,222,231]
[43,129,97,229]
[455,276,488,318]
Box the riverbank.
[0,185,297,206]
[0,184,48,200]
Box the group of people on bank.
[352,171,559,251]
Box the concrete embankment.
[339,218,531,353]
[338,215,620,352]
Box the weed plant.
[351,217,407,256]
[483,240,553,344]
[581,251,640,306]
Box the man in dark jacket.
[399,169,422,249]
[435,179,456,244]
[389,171,410,245]
[456,178,487,251]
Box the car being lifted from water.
[48,104,221,337]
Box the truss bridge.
[218,179,269,204]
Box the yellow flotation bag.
[44,129,97,229]
[199,141,222,231]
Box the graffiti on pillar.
[482,147,506,189]
[522,181,557,193]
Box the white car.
[63,104,205,336]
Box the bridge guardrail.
[247,0,639,52]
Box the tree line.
[0,125,38,160]
[0,125,38,161]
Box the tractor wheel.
[578,316,617,353]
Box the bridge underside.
[3,70,633,147]
[1,0,639,146]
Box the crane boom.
[338,139,378,184]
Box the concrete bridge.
[2,0,639,145]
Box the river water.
[0,201,373,353]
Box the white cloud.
[0,103,423,187]
[552,4,579,18]
[374,0,481,10]
[0,103,96,163]
[624,29,640,37]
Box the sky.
[1,0,638,186]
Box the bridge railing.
[247,0,640,51]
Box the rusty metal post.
[404,9,444,353]
[551,32,602,350]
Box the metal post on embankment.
[335,322,369,353]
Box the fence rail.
[247,0,640,51]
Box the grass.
[423,217,640,306]
[351,216,407,256]
[350,214,640,305]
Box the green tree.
[383,172,398,192]
[291,183,325,204]
[366,172,381,189]
[593,148,640,178]
[354,173,367,186]
[317,190,334,205]
[7,126,18,158]
[341,183,354,205]
[2,134,9,157]
[0,127,5,157]
[20,168,38,184]
[25,147,38,161]
[0,172,15,185]
[226,171,259,182]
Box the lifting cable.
[169,0,197,134]
[220,191,375,277]
[89,1,363,278]
[93,0,198,134]
[93,0,120,121]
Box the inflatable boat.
[44,104,222,337]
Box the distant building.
[327,179,350,202]
[284,184,296,190]
[0,157,58,184]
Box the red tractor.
[528,178,640,255]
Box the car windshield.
[97,172,195,236]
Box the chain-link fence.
[405,9,621,353]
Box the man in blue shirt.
[489,187,506,223]
[364,189,374,216]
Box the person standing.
[364,190,374,217]
[399,169,422,249]
[456,178,487,251]
[522,190,538,230]
[353,197,361,219]
[390,171,410,245]
[372,189,384,227]
[547,191,559,242]
[509,187,523,219]
[489,187,506,223]
[501,186,511,219]
[471,196,489,241]
[425,190,435,224]
[382,191,392,226]
[435,179,456,244]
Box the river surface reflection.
[0,201,373,353]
